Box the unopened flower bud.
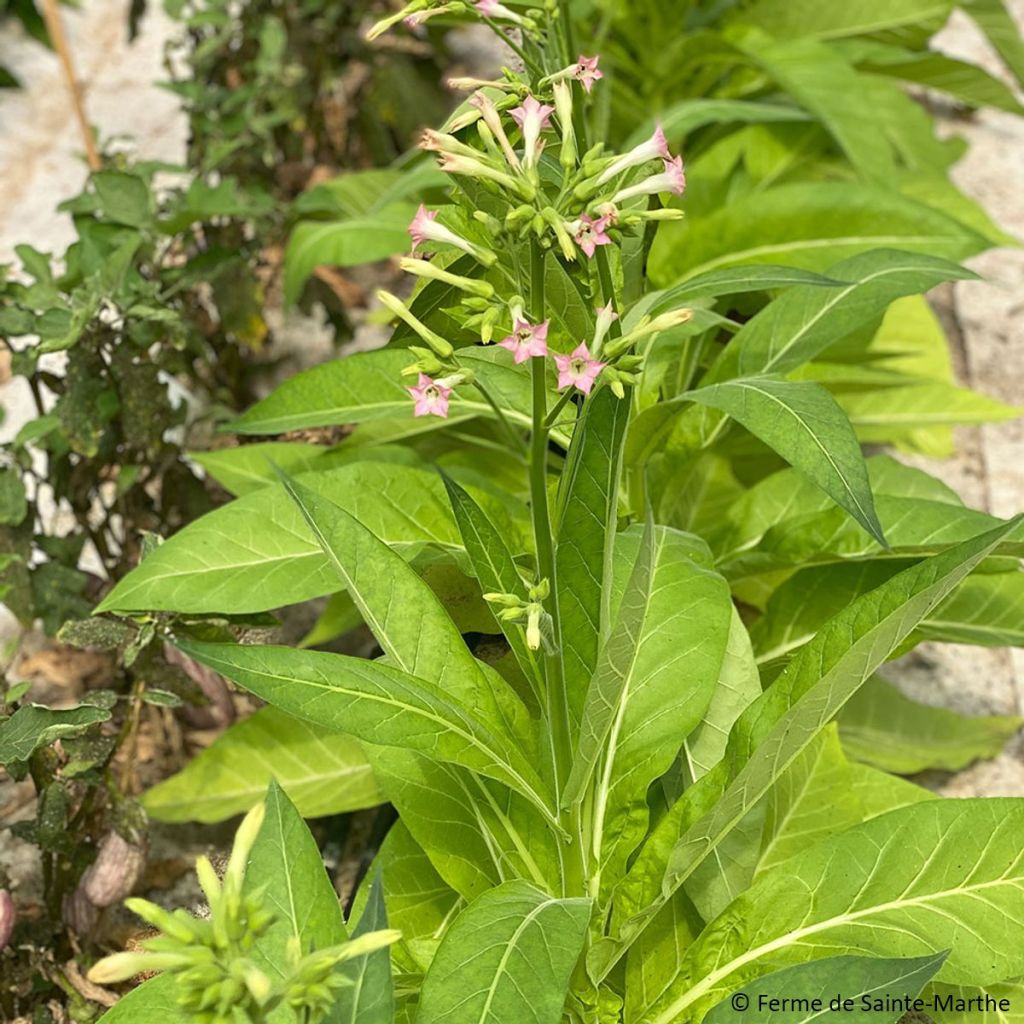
[400,258,494,299]
[378,290,455,358]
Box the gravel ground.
[0,0,1022,797]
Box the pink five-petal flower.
[574,55,603,94]
[595,124,672,185]
[510,95,555,166]
[574,214,612,258]
[498,318,549,364]
[408,204,440,252]
[661,154,686,194]
[407,373,453,418]
[554,342,606,395]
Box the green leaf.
[839,675,1022,774]
[190,443,337,496]
[141,706,381,823]
[96,462,511,614]
[962,0,1024,89]
[92,171,153,227]
[650,186,989,284]
[734,35,898,181]
[600,517,1019,980]
[703,952,948,1024]
[732,0,953,40]
[646,799,1024,1023]
[283,205,416,303]
[442,474,540,691]
[641,265,845,320]
[0,705,111,763]
[679,608,761,786]
[275,472,530,744]
[337,872,394,1024]
[914,570,1024,648]
[96,975,188,1023]
[362,820,461,974]
[173,639,559,832]
[687,376,885,544]
[229,348,547,438]
[627,99,811,149]
[566,525,732,898]
[0,471,27,525]
[245,782,347,986]
[555,386,631,727]
[416,880,590,1024]
[720,249,976,378]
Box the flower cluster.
[365,21,690,418]
[88,805,398,1024]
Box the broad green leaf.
[283,205,415,303]
[416,880,590,1024]
[839,675,1021,774]
[141,707,381,823]
[732,0,953,39]
[915,571,1024,648]
[734,35,898,181]
[838,381,1020,441]
[567,525,732,899]
[849,762,936,819]
[627,99,811,149]
[190,442,337,496]
[703,952,948,1024]
[337,872,393,1024]
[718,249,976,378]
[926,980,1024,1023]
[687,376,884,543]
[640,265,845,320]
[962,0,1024,89]
[245,782,347,988]
[443,474,541,693]
[0,704,111,763]
[96,462,519,614]
[96,974,188,1023]
[555,386,631,727]
[174,639,559,832]
[362,820,461,974]
[645,799,1024,1023]
[679,608,761,786]
[598,518,1018,980]
[650,185,989,284]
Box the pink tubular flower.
[554,342,606,394]
[574,214,612,258]
[475,0,526,24]
[575,55,603,93]
[408,204,485,260]
[499,318,549,363]
[510,95,555,167]
[612,154,686,204]
[596,124,673,185]
[407,373,453,418]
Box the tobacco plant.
[89,2,1024,1022]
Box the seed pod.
[82,832,147,908]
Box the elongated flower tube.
[475,0,526,25]
[603,306,693,359]
[366,1,425,39]
[471,91,520,168]
[436,151,531,199]
[553,80,577,169]
[419,128,482,161]
[510,95,554,168]
[408,205,497,266]
[612,155,686,204]
[595,125,672,186]
[591,301,619,357]
[400,257,494,298]
[405,2,460,28]
[377,289,455,358]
